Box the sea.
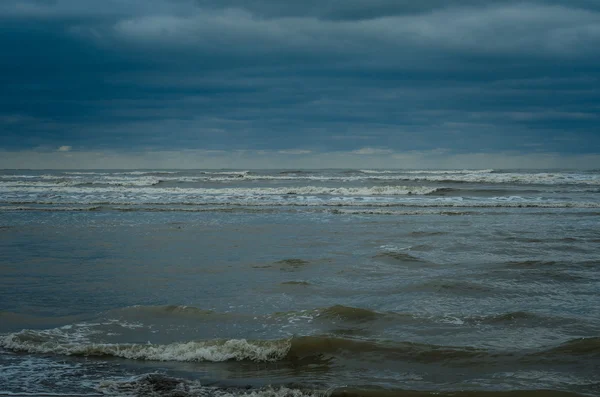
[0,168,599,397]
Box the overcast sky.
[1,0,599,168]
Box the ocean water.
[0,168,599,397]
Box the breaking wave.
[97,373,588,397]
[0,333,291,362]
[0,185,441,196]
[98,374,325,397]
[7,332,595,365]
[0,333,489,364]
[359,169,495,175]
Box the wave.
[98,373,588,397]
[0,334,487,364]
[0,177,163,188]
[543,337,600,357]
[99,374,324,397]
[405,280,494,295]
[3,307,597,366]
[3,170,599,186]
[466,311,573,327]
[0,206,100,212]
[409,231,448,237]
[2,186,598,209]
[318,305,384,323]
[116,171,179,176]
[0,185,441,196]
[373,251,428,263]
[280,281,311,286]
[64,171,178,176]
[106,304,415,327]
[329,388,586,397]
[0,333,291,362]
[103,305,598,331]
[359,169,495,175]
[203,171,251,176]
[279,170,313,175]
[2,201,599,215]
[502,260,560,268]
[330,209,481,216]
[275,259,311,268]
[107,305,215,318]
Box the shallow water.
[0,169,599,396]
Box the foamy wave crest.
[0,185,439,196]
[75,176,162,187]
[97,373,592,397]
[394,172,600,185]
[64,172,110,175]
[0,206,100,212]
[117,171,178,175]
[99,374,324,397]
[330,209,477,216]
[359,169,494,175]
[0,176,163,188]
[0,330,485,364]
[0,332,291,362]
[205,171,251,176]
[358,169,399,174]
[402,169,495,174]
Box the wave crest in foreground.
[0,333,291,362]
[98,373,586,397]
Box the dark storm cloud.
[193,0,600,20]
[0,0,599,162]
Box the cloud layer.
[1,0,599,168]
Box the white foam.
[0,206,100,212]
[207,171,251,176]
[0,185,439,196]
[0,353,105,396]
[1,331,291,362]
[360,169,494,175]
[3,170,598,186]
[393,172,600,185]
[0,392,101,396]
[2,194,598,209]
[98,375,324,397]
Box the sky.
[1,0,599,169]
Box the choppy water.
[0,169,599,397]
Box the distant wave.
[4,169,598,185]
[0,206,101,212]
[0,185,441,196]
[64,171,178,176]
[331,209,481,216]
[359,169,495,175]
[2,200,599,213]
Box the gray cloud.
[1,0,599,165]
